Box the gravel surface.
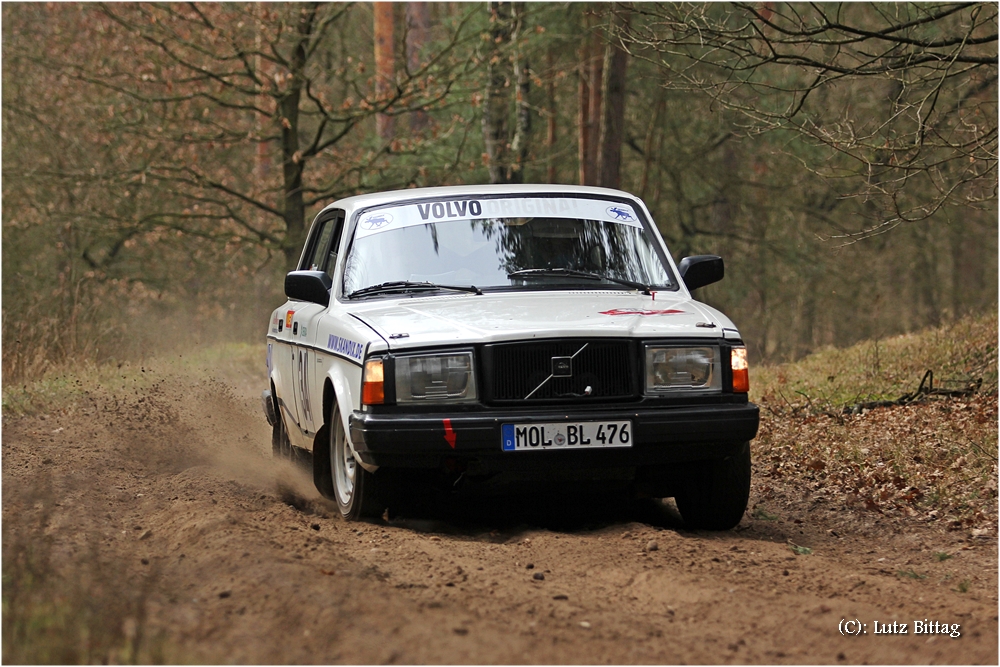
[3,362,996,664]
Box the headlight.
[395,352,477,403]
[645,346,721,393]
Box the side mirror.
[285,270,332,307]
[678,255,724,292]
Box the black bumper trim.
[349,403,759,470]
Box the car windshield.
[342,196,674,297]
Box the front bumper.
[349,402,759,472]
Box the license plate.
[501,421,632,452]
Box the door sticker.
[327,334,364,361]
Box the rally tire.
[272,411,292,460]
[674,441,751,530]
[330,405,381,521]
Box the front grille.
[486,339,635,403]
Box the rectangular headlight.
[645,346,721,393]
[395,352,477,403]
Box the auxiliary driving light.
[362,358,385,405]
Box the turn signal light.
[731,347,749,393]
[362,359,384,405]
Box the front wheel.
[330,407,381,521]
[674,441,751,530]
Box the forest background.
[3,2,997,383]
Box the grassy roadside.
[751,313,998,409]
[1,341,262,418]
[751,313,998,532]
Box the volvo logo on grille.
[552,356,573,377]
[524,343,589,399]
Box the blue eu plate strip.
[501,424,515,451]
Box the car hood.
[348,291,738,350]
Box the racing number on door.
[297,349,313,423]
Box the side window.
[299,209,344,272]
[321,211,346,280]
[303,220,335,271]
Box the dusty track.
[3,359,996,664]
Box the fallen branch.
[843,370,982,415]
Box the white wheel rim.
[331,412,355,507]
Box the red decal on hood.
[600,308,685,316]
[443,419,456,449]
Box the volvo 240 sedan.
[262,184,759,528]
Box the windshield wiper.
[348,280,482,299]
[507,268,651,295]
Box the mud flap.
[312,423,335,499]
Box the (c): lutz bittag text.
[839,619,961,638]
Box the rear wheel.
[674,441,751,530]
[330,406,381,520]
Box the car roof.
[320,183,642,215]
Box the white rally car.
[262,184,759,528]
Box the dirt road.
[3,356,996,663]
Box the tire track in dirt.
[3,362,996,663]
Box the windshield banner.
[354,197,641,239]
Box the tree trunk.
[639,91,665,198]
[577,40,591,185]
[797,273,819,359]
[280,91,305,271]
[280,4,317,271]
[546,47,557,183]
[585,28,602,186]
[507,3,530,183]
[597,6,629,189]
[483,1,513,184]
[405,2,430,134]
[254,4,272,184]
[912,224,941,327]
[374,2,396,142]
